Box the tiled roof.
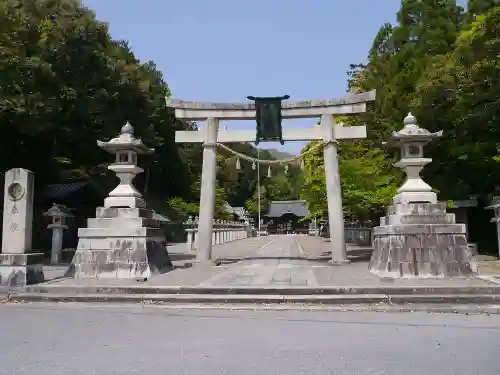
[266,200,309,218]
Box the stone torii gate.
[166,90,376,264]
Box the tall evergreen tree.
[467,0,499,19]
[357,0,464,140]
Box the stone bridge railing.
[184,216,249,251]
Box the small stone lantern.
[385,113,443,204]
[44,203,73,264]
[97,122,154,208]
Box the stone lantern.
[369,113,476,278]
[44,203,73,264]
[97,122,154,209]
[386,113,442,205]
[71,122,172,280]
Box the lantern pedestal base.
[369,203,477,279]
[0,253,45,287]
[70,207,172,279]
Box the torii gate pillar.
[321,114,348,264]
[197,118,219,262]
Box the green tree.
[245,185,268,218]
[412,6,500,199]
[185,178,233,220]
[215,144,276,208]
[300,139,398,220]
[266,170,300,201]
[164,197,199,222]
[466,0,499,21]
[0,0,195,204]
[350,0,464,141]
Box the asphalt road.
[1,303,500,375]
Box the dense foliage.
[300,0,500,229]
[300,138,398,220]
[0,0,190,199]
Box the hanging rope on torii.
[216,141,326,177]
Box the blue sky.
[82,0,464,155]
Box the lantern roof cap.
[44,203,73,217]
[384,113,443,146]
[97,122,155,154]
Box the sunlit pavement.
[1,303,499,375]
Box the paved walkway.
[199,236,319,287]
[39,235,498,288]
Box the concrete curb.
[6,292,500,305]
[10,284,500,296]
[111,303,500,315]
[10,300,500,315]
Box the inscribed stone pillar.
[2,168,34,253]
[0,168,44,286]
[321,115,348,264]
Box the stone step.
[21,284,500,295]
[8,292,500,305]
[387,203,447,216]
[400,213,455,224]
[86,217,160,229]
[380,213,455,226]
[373,223,466,235]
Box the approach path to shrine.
[38,235,496,289]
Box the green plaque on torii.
[247,95,290,145]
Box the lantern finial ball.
[121,122,134,135]
[403,113,417,126]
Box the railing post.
[223,221,228,243]
[231,222,236,241]
[184,216,194,251]
[193,216,199,249]
[215,220,221,244]
[212,219,217,245]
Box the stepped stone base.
[70,207,172,279]
[0,253,45,287]
[369,203,477,278]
